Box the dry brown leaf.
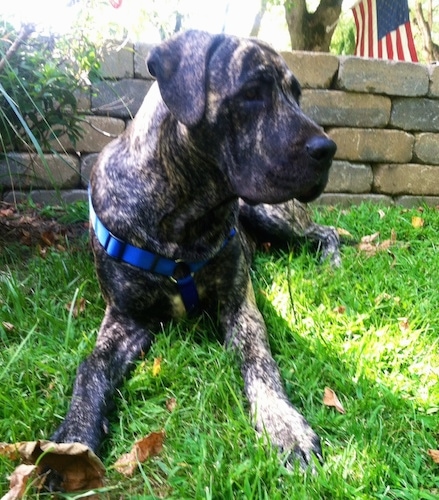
[333,305,346,315]
[152,357,162,377]
[428,449,439,464]
[20,231,32,246]
[2,463,37,500]
[358,230,397,257]
[261,242,272,252]
[398,317,410,333]
[114,430,165,477]
[336,227,353,238]
[0,443,21,461]
[65,297,87,318]
[0,207,15,217]
[411,216,424,228]
[166,398,177,412]
[361,232,380,244]
[323,387,346,414]
[40,231,56,247]
[0,441,105,495]
[2,322,15,332]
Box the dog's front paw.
[255,398,322,470]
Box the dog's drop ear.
[147,30,222,126]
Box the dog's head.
[147,30,336,204]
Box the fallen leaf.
[428,449,439,464]
[114,430,165,477]
[20,231,32,246]
[152,357,162,377]
[0,207,15,217]
[2,322,15,332]
[65,297,87,318]
[0,443,21,461]
[411,216,424,228]
[378,209,386,219]
[398,317,410,333]
[37,245,48,259]
[0,441,105,495]
[261,242,271,252]
[40,231,56,247]
[166,398,177,412]
[361,232,380,244]
[323,387,346,414]
[357,230,397,257]
[3,464,37,500]
[333,305,346,314]
[337,227,353,238]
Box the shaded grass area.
[0,201,438,498]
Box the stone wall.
[1,41,438,208]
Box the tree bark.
[250,0,268,37]
[414,0,439,62]
[0,24,35,74]
[284,0,343,52]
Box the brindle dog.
[51,30,339,473]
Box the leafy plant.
[0,20,100,153]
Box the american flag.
[352,0,418,62]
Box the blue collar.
[89,191,236,314]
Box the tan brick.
[0,153,80,189]
[313,193,393,206]
[328,128,414,162]
[92,79,152,119]
[52,116,125,153]
[325,161,373,193]
[373,163,439,195]
[100,42,134,78]
[3,189,87,205]
[281,51,339,88]
[338,57,429,96]
[391,98,439,132]
[396,195,439,207]
[301,90,390,127]
[414,133,439,165]
[429,64,439,97]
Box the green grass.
[1,201,439,499]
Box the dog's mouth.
[239,167,330,206]
[295,173,329,203]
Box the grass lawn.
[0,201,438,499]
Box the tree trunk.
[414,0,439,62]
[284,0,343,52]
[250,0,268,37]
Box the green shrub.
[0,21,101,153]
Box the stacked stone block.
[1,42,439,207]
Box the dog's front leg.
[222,279,322,469]
[239,199,341,267]
[51,306,152,452]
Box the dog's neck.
[92,94,238,261]
[155,117,237,249]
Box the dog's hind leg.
[221,279,322,469]
[239,199,341,267]
[51,306,152,452]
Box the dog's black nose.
[306,136,337,165]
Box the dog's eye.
[289,77,301,103]
[241,84,264,102]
